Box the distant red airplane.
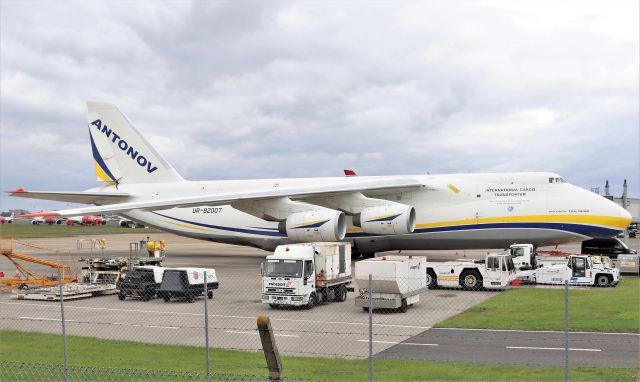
[66,215,106,226]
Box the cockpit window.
[549,177,566,184]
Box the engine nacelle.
[353,204,416,235]
[279,210,346,242]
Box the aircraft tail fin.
[87,102,184,186]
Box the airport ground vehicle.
[117,266,164,301]
[509,244,539,270]
[426,253,516,291]
[157,268,218,303]
[261,243,352,309]
[581,238,637,258]
[518,254,620,287]
[354,255,427,313]
[616,254,640,275]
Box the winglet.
[344,169,357,177]
[17,212,60,218]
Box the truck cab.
[509,244,538,270]
[426,253,516,291]
[261,243,351,309]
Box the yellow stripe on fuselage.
[346,214,629,233]
[415,215,630,230]
[160,219,212,231]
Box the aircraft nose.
[600,194,632,226]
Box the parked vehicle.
[354,255,427,313]
[617,254,640,275]
[157,268,218,303]
[581,238,637,259]
[261,242,352,309]
[117,266,164,301]
[509,244,539,270]
[518,254,619,287]
[426,253,516,291]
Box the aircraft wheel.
[269,304,278,309]
[207,291,214,299]
[118,293,126,301]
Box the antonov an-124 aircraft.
[14,102,631,256]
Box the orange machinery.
[0,239,77,288]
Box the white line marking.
[226,330,258,335]
[225,330,299,338]
[20,316,76,323]
[506,346,601,352]
[357,340,438,346]
[2,302,429,330]
[433,327,640,336]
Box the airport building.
[593,179,638,223]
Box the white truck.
[509,244,539,270]
[517,254,620,287]
[426,253,516,290]
[354,255,427,313]
[261,243,352,309]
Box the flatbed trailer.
[12,283,117,301]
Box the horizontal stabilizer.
[8,189,131,204]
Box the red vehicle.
[66,215,106,226]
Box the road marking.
[433,327,640,336]
[19,316,179,330]
[20,316,77,323]
[357,340,438,346]
[225,330,299,338]
[2,302,430,330]
[506,346,601,352]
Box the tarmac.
[0,232,638,366]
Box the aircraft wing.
[18,178,423,218]
[8,189,131,204]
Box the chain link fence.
[1,241,638,381]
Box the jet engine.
[279,209,346,242]
[353,204,416,235]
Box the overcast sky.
[1,0,638,212]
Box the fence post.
[204,271,211,382]
[368,274,373,382]
[564,280,569,382]
[58,269,70,382]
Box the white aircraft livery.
[13,102,632,255]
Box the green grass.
[0,330,636,381]
[0,224,160,239]
[436,279,640,333]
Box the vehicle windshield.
[264,259,303,278]
[511,247,525,257]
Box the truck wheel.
[186,294,195,303]
[460,271,482,291]
[595,274,611,287]
[363,307,370,312]
[334,285,347,302]
[207,291,214,299]
[118,292,126,301]
[399,298,408,313]
[305,293,317,309]
[426,269,438,289]
[163,294,171,302]
[269,304,278,309]
[142,292,153,301]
